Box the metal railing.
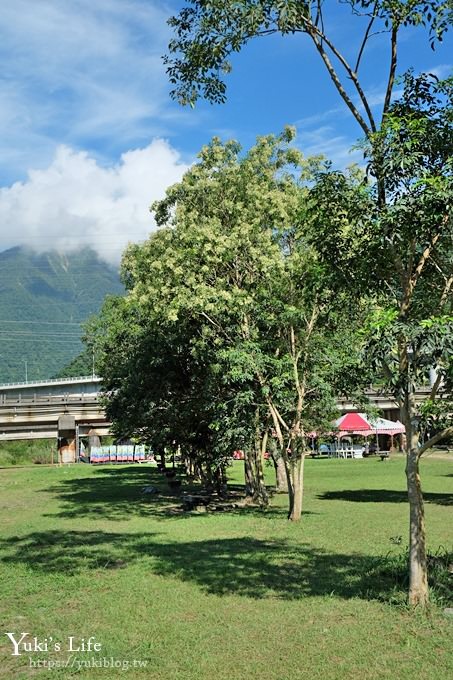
[0,393,100,406]
[0,375,101,389]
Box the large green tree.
[87,292,234,489]
[116,131,352,518]
[164,0,452,606]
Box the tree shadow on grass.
[43,466,281,521]
[0,529,404,602]
[42,466,197,521]
[0,530,156,574]
[318,489,452,506]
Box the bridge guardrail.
[0,375,101,389]
[0,394,100,406]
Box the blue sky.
[0,0,451,262]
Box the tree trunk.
[268,438,288,493]
[202,463,215,493]
[215,465,228,497]
[243,432,269,506]
[288,451,305,521]
[254,443,269,506]
[406,448,428,606]
[193,462,204,483]
[244,451,255,497]
[273,454,289,493]
[401,392,429,606]
[243,449,269,504]
[180,451,190,477]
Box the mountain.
[0,247,123,383]
[53,348,95,379]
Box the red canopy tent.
[335,412,375,436]
[334,412,405,435]
[309,413,405,449]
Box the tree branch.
[355,2,378,73]
[440,273,453,307]
[303,21,376,134]
[429,372,443,401]
[267,397,290,435]
[382,24,398,118]
[410,230,442,291]
[407,236,416,280]
[418,426,453,458]
[400,228,442,318]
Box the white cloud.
[0,139,190,263]
[0,0,192,182]
[295,126,363,170]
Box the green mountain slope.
[53,348,95,379]
[0,247,123,383]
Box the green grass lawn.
[0,456,451,679]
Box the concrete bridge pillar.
[87,428,101,457]
[58,414,76,464]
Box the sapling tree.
[309,73,452,605]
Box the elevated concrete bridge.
[0,376,110,442]
[0,374,433,443]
